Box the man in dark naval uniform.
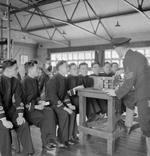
[78,62,102,121]
[46,61,76,147]
[105,37,150,156]
[0,59,34,156]
[22,60,57,152]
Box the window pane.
[91,51,95,59]
[72,52,78,60]
[51,62,56,66]
[62,53,67,60]
[105,59,111,63]
[68,53,73,60]
[51,54,56,61]
[145,49,150,57]
[105,50,111,59]
[137,49,144,54]
[85,61,91,67]
[112,50,119,58]
[56,53,62,60]
[111,59,120,64]
[78,52,85,60]
[85,51,91,59]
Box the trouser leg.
[0,122,12,156]
[146,137,150,156]
[125,107,134,128]
[137,99,150,137]
[55,108,69,143]
[26,109,56,147]
[16,122,34,155]
[41,108,56,142]
[69,113,76,139]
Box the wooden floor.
[12,126,147,156]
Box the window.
[20,55,28,65]
[51,51,95,67]
[105,47,150,67]
[105,50,123,67]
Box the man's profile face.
[7,64,18,78]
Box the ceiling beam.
[121,0,150,21]
[26,6,150,32]
[10,0,60,14]
[11,28,69,46]
[0,2,110,41]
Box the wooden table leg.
[107,135,115,156]
[79,96,86,145]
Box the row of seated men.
[0,59,131,156]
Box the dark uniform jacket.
[22,76,40,112]
[0,76,24,119]
[78,75,94,88]
[116,50,150,101]
[45,73,71,109]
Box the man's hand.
[35,104,45,110]
[67,104,76,110]
[1,118,13,129]
[38,100,50,106]
[64,107,73,114]
[103,89,116,97]
[16,113,25,126]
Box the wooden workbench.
[78,88,123,156]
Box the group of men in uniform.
[0,37,150,156]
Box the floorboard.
[12,127,147,156]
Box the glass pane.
[148,59,150,65]
[111,59,120,64]
[91,51,95,59]
[62,53,67,60]
[120,60,123,68]
[51,54,56,60]
[78,52,85,60]
[85,61,91,67]
[112,50,119,58]
[137,49,144,54]
[85,51,91,59]
[105,50,111,59]
[145,49,150,57]
[56,53,62,60]
[51,62,56,66]
[68,53,73,60]
[72,52,78,60]
[105,59,111,63]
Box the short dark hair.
[79,62,88,69]
[47,65,52,72]
[56,60,67,71]
[24,60,38,73]
[69,63,76,69]
[104,62,111,66]
[2,59,17,70]
[91,62,99,68]
[111,62,119,67]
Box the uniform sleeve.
[22,79,38,112]
[45,78,65,109]
[12,78,24,114]
[63,94,72,106]
[115,63,136,99]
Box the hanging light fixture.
[115,0,121,27]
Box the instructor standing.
[105,37,150,156]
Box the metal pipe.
[7,0,11,59]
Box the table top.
[77,88,117,99]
